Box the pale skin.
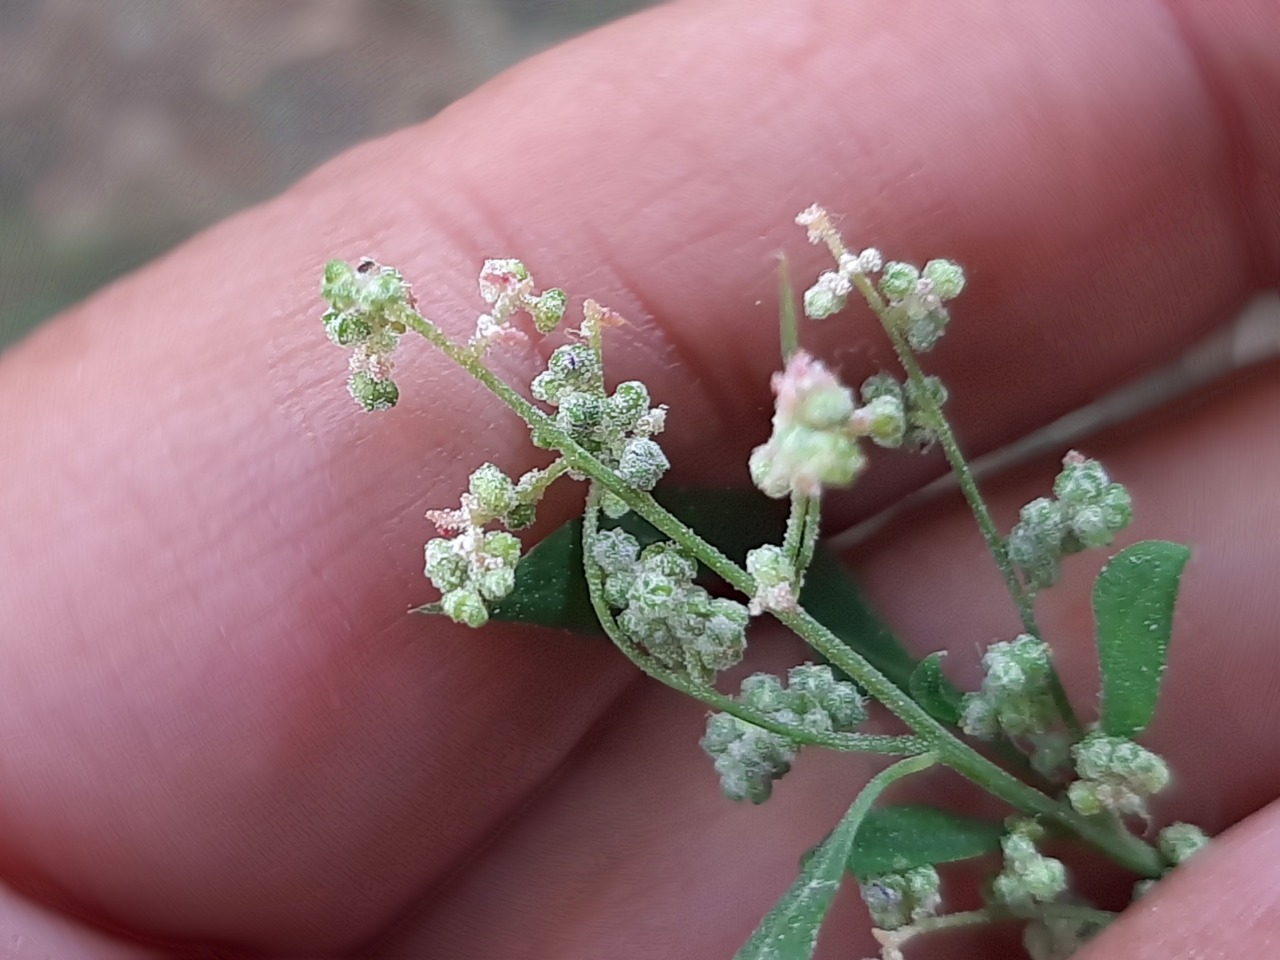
[1,1,1278,957]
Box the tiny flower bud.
[468,463,517,521]
[1053,453,1111,504]
[739,673,790,714]
[854,394,907,448]
[591,528,641,575]
[325,311,373,347]
[1069,734,1170,819]
[992,822,1068,907]
[539,344,601,400]
[795,204,836,245]
[861,372,903,404]
[787,663,867,730]
[478,258,529,305]
[701,713,798,803]
[531,287,568,333]
[557,390,606,440]
[505,503,537,530]
[860,866,942,931]
[599,489,631,519]
[322,259,359,311]
[922,259,966,300]
[905,308,950,352]
[605,381,651,432]
[348,370,399,411]
[745,545,797,614]
[616,436,669,491]
[961,635,1057,740]
[803,271,851,320]
[482,530,522,568]
[1158,822,1209,866]
[441,587,489,628]
[879,261,921,301]
[475,565,516,601]
[424,538,468,593]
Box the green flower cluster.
[701,665,866,803]
[877,258,966,352]
[473,258,568,348]
[321,258,417,411]
[1067,733,1169,820]
[533,344,668,516]
[591,529,748,683]
[1009,453,1134,588]
[859,372,948,450]
[859,865,942,931]
[960,635,1064,773]
[423,462,562,628]
[749,351,868,499]
[423,529,520,628]
[990,818,1068,908]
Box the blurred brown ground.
[0,0,655,349]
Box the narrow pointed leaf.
[847,805,1004,879]
[737,755,935,960]
[1093,540,1190,739]
[907,653,963,725]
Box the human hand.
[1,2,1278,957]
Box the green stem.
[850,275,1081,738]
[402,307,1160,878]
[783,492,822,587]
[777,253,801,362]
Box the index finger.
[0,0,1276,954]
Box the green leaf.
[1093,540,1190,739]
[907,653,963,726]
[847,805,1004,879]
[737,755,935,960]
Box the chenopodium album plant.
[319,205,1206,960]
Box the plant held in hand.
[318,205,1203,959]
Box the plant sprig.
[317,206,1206,959]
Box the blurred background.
[0,0,1275,476]
[0,0,659,352]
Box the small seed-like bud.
[879,261,921,300]
[441,587,489,628]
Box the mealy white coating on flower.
[857,247,884,273]
[749,351,867,499]
[803,271,851,320]
[860,866,942,931]
[960,634,1057,741]
[635,405,667,436]
[991,819,1069,907]
[838,247,884,279]
[795,204,837,246]
[1067,733,1170,820]
[1158,822,1209,865]
[601,540,749,682]
[745,545,798,615]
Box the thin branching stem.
[849,273,1083,738]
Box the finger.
[0,882,166,960]
[0,0,1277,954]
[1080,798,1280,959]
